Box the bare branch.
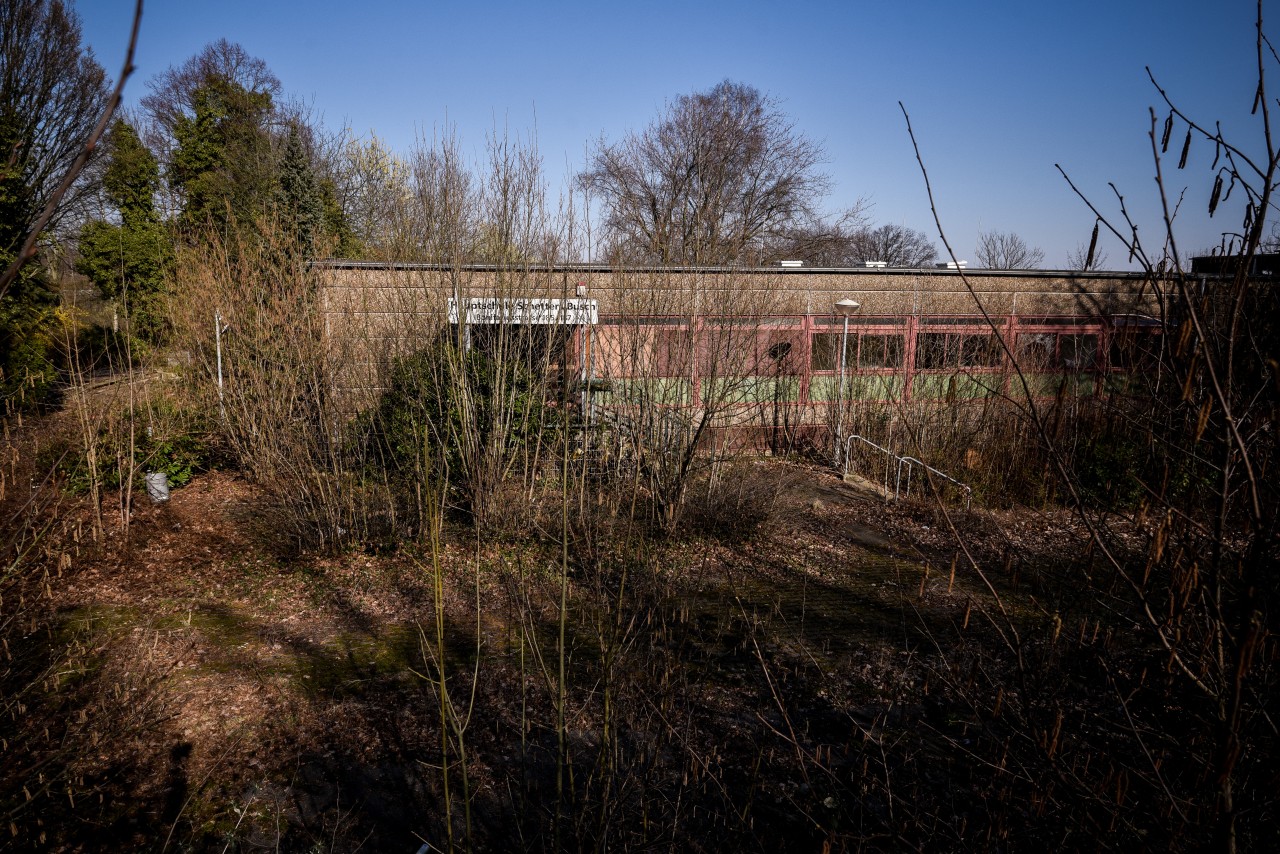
[0,0,144,299]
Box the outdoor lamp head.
[834,299,861,316]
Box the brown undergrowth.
[1,449,1272,851]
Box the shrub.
[682,460,784,542]
[38,402,213,495]
[365,339,555,526]
[1074,429,1147,509]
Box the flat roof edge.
[311,259,1155,280]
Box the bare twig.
[0,0,145,298]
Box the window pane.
[697,326,736,376]
[1018,316,1091,326]
[1016,333,1056,369]
[1109,329,1161,369]
[859,334,904,368]
[813,316,906,326]
[915,332,956,369]
[958,334,1002,367]
[654,329,692,376]
[758,331,803,375]
[1060,334,1098,370]
[922,316,1000,326]
[811,332,839,371]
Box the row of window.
[686,332,1126,371]
[810,333,905,370]
[598,327,1159,377]
[770,331,1110,372]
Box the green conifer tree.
[170,76,275,233]
[275,123,324,252]
[76,120,172,341]
[319,176,362,258]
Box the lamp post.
[833,298,861,465]
[576,283,590,423]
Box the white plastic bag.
[144,472,170,503]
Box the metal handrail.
[843,434,901,500]
[898,456,972,510]
[844,434,972,509]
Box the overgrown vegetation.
[0,2,1276,851]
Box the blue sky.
[78,0,1258,268]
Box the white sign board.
[448,297,598,326]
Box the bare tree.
[974,229,1045,268]
[1065,242,1109,270]
[592,270,791,527]
[407,128,474,262]
[579,81,830,265]
[850,222,937,266]
[0,0,110,250]
[759,203,871,265]
[475,127,552,263]
[897,3,1279,846]
[1063,218,1108,270]
[139,38,281,154]
[322,129,415,257]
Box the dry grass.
[7,446,1236,851]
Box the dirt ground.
[3,457,1165,852]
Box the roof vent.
[779,260,803,268]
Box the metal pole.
[215,308,225,422]
[835,314,850,464]
[586,324,596,426]
[579,322,587,422]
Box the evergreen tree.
[76,120,172,341]
[275,123,323,252]
[101,118,161,226]
[319,176,361,258]
[170,76,275,233]
[145,41,357,256]
[0,265,60,407]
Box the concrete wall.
[317,261,1162,321]
[316,261,1162,413]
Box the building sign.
[447,297,598,326]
